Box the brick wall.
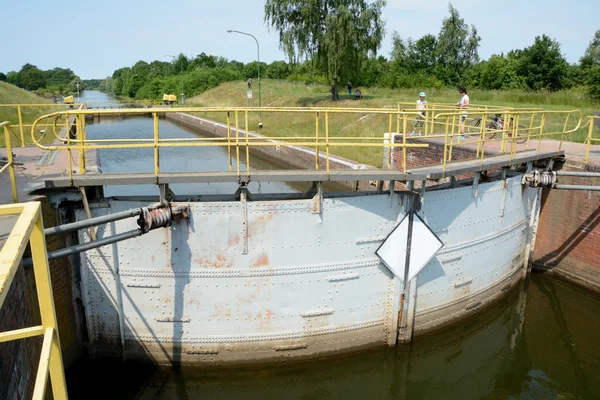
[532,162,600,292]
[0,199,80,399]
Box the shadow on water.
[66,275,600,400]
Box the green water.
[66,274,600,400]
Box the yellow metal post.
[227,112,232,171]
[526,112,535,149]
[537,113,546,155]
[402,113,407,171]
[245,111,250,171]
[153,113,160,179]
[77,115,85,174]
[448,115,456,162]
[17,105,25,147]
[315,112,319,170]
[3,125,18,203]
[560,113,570,151]
[585,117,593,163]
[29,210,69,400]
[325,112,330,173]
[442,117,450,172]
[235,111,240,176]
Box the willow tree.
[264,0,386,100]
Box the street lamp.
[164,54,185,105]
[227,29,262,128]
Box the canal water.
[66,274,600,399]
[80,90,320,197]
[68,91,600,399]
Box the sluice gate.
[1,104,580,378]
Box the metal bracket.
[240,185,249,255]
[159,184,174,204]
[472,172,480,198]
[311,182,323,214]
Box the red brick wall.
[533,162,600,291]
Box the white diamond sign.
[376,212,443,285]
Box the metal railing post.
[235,111,240,176]
[29,209,69,400]
[585,117,593,163]
[17,105,25,147]
[245,110,250,171]
[560,113,570,150]
[325,112,330,173]
[315,112,320,170]
[402,113,408,171]
[3,124,18,202]
[153,112,160,179]
[227,112,232,171]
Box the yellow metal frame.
[1,122,18,202]
[0,202,68,400]
[24,106,587,179]
[584,116,600,163]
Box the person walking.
[347,82,353,98]
[411,92,427,136]
[455,87,469,140]
[247,78,252,89]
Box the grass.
[185,80,599,166]
[0,82,69,147]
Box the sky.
[1,0,598,79]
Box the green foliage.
[20,64,47,90]
[434,4,480,85]
[7,71,20,86]
[264,0,386,100]
[516,35,571,91]
[44,68,77,86]
[0,73,6,82]
[83,79,103,90]
[581,30,600,101]
[265,61,291,79]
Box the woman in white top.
[455,87,469,139]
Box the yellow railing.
[0,202,68,400]
[27,107,585,178]
[585,116,600,163]
[1,121,18,202]
[31,107,433,178]
[0,104,86,147]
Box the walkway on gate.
[1,121,600,205]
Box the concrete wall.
[533,161,600,292]
[0,199,80,399]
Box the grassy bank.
[185,80,598,166]
[0,82,66,147]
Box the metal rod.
[556,171,600,177]
[44,207,142,236]
[25,229,142,265]
[553,184,600,191]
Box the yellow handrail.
[0,202,68,400]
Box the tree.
[19,64,47,90]
[580,30,600,71]
[517,35,570,91]
[7,71,20,86]
[264,0,386,100]
[580,30,600,100]
[435,4,480,85]
[0,73,6,82]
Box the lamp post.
[227,29,262,128]
[164,54,185,105]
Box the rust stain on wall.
[193,253,233,268]
[248,215,273,237]
[252,253,270,268]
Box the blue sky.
[1,0,598,79]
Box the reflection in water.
[66,274,600,399]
